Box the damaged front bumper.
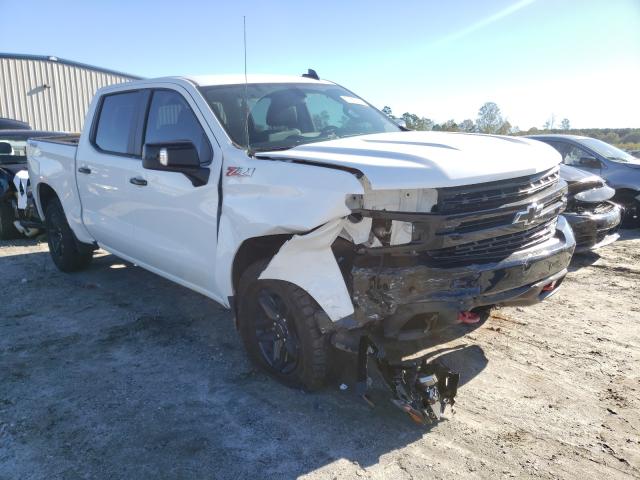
[333,216,575,355]
[564,201,621,253]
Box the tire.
[45,198,93,272]
[237,261,330,391]
[0,200,19,240]
[616,191,640,229]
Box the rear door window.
[94,91,146,155]
[144,90,213,165]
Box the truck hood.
[258,131,561,190]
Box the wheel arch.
[612,187,639,199]
[37,182,95,245]
[231,234,293,301]
[37,182,59,218]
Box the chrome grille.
[435,168,560,214]
[427,219,557,266]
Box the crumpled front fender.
[259,218,354,321]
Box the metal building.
[0,53,141,132]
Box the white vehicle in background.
[28,71,575,424]
[0,129,64,239]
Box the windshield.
[0,138,27,164]
[579,137,640,164]
[199,83,400,151]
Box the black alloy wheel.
[237,261,330,391]
[254,288,300,374]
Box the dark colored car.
[0,129,64,238]
[0,118,31,130]
[528,134,640,227]
[560,165,621,252]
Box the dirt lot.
[1,231,639,480]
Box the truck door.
[76,90,149,256]
[126,88,220,296]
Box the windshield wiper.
[251,145,296,152]
[250,131,369,153]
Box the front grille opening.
[435,168,560,214]
[572,201,614,215]
[427,219,556,267]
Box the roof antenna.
[243,16,253,156]
[302,68,319,80]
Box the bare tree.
[543,114,556,130]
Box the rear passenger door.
[77,89,149,256]
[125,88,220,294]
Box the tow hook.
[356,337,460,425]
[458,310,481,324]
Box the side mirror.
[142,141,209,186]
[579,156,601,169]
[394,118,407,128]
[143,141,199,169]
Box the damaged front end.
[262,166,575,424]
[0,167,43,238]
[560,166,621,253]
[334,167,573,352]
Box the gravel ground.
[1,230,639,479]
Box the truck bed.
[28,134,80,226]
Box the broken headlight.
[371,218,414,247]
[345,188,437,248]
[346,188,437,213]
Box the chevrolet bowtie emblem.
[514,202,544,225]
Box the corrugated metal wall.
[0,57,135,132]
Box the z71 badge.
[226,167,255,177]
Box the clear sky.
[1,0,639,129]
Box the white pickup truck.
[28,72,575,423]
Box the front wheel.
[237,261,330,391]
[45,198,94,272]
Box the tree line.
[381,103,640,151]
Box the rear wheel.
[237,261,330,390]
[0,200,19,240]
[45,198,93,272]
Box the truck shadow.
[2,247,488,478]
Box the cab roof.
[184,74,334,87]
[526,134,591,140]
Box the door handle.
[78,166,91,174]
[129,177,148,186]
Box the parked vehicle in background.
[28,73,575,424]
[528,134,640,227]
[0,118,31,130]
[560,165,621,252]
[0,129,64,238]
